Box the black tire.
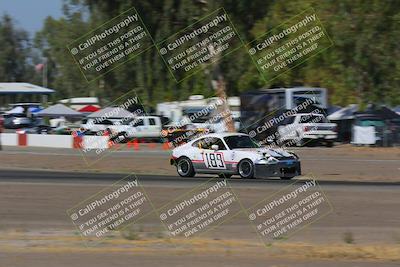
[295,132,304,147]
[176,157,195,177]
[218,174,232,178]
[110,132,126,143]
[296,138,304,147]
[118,132,129,143]
[326,141,334,147]
[278,139,292,147]
[280,176,294,180]
[237,159,255,179]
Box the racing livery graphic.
[170,133,301,179]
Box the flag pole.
[43,57,48,88]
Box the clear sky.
[0,0,64,37]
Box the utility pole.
[43,57,48,88]
[195,0,235,132]
[209,48,235,132]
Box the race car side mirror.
[211,144,219,150]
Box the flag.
[35,63,44,72]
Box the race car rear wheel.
[177,157,195,177]
[325,140,334,147]
[238,159,254,179]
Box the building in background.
[0,83,55,111]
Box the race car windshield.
[224,135,260,149]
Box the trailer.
[240,87,328,143]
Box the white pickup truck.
[107,116,163,141]
[80,116,163,141]
[277,113,337,147]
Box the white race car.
[170,133,301,179]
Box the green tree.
[0,14,32,82]
[32,0,400,107]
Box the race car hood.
[233,148,294,158]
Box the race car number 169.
[204,152,226,169]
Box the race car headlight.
[256,156,279,164]
[256,158,269,164]
[267,156,279,164]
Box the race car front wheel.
[177,157,195,177]
[238,159,255,179]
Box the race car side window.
[196,137,227,150]
[192,139,200,148]
[209,138,227,150]
[192,138,207,149]
[192,137,226,150]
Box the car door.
[146,117,161,138]
[129,118,145,138]
[189,138,208,170]
[197,137,231,172]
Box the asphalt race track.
[1,169,399,186]
[1,167,399,267]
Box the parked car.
[16,125,52,134]
[170,133,301,179]
[277,113,337,147]
[53,123,81,135]
[3,114,33,129]
[15,118,52,134]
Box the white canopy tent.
[36,104,83,118]
[5,106,24,114]
[327,104,359,120]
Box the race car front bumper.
[302,133,337,140]
[254,160,301,178]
